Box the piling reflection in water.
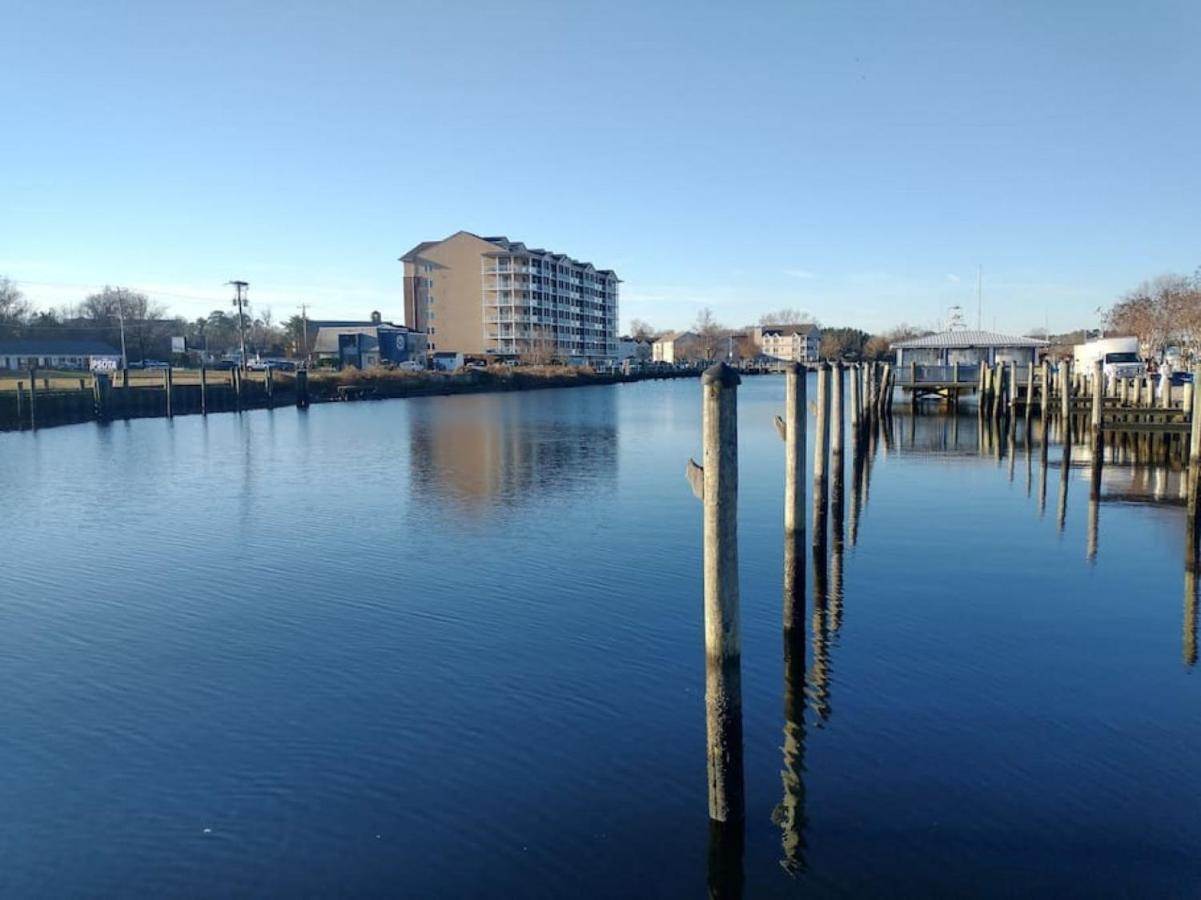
[773,536,809,876]
[706,818,744,900]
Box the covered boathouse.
[892,329,1049,367]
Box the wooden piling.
[15,380,24,426]
[780,362,807,632]
[1060,359,1072,423]
[831,362,844,461]
[812,363,831,544]
[92,373,110,421]
[296,368,310,409]
[233,367,243,412]
[200,365,208,415]
[849,363,861,431]
[686,362,744,825]
[27,368,37,430]
[265,366,275,408]
[1091,359,1104,444]
[164,367,173,418]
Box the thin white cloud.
[783,268,816,280]
[946,273,961,283]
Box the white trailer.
[1073,336,1145,380]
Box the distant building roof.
[892,329,1049,349]
[0,340,121,355]
[400,230,619,278]
[761,323,818,336]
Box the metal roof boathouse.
[892,330,1049,367]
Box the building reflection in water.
[406,391,618,515]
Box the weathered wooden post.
[849,363,861,432]
[163,367,173,417]
[1184,378,1195,422]
[233,367,243,412]
[199,365,208,415]
[776,362,807,634]
[812,362,831,544]
[831,362,844,462]
[296,368,310,409]
[265,366,275,408]
[15,380,24,427]
[685,362,744,826]
[27,368,37,430]
[92,373,110,421]
[1091,359,1104,447]
[1061,359,1072,423]
[882,363,894,413]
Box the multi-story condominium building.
[754,323,821,362]
[400,231,619,364]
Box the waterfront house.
[617,336,653,362]
[308,312,427,369]
[891,329,1049,367]
[0,340,122,371]
[652,331,707,364]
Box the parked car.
[396,360,424,372]
[142,360,170,369]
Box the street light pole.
[228,280,249,370]
[116,295,128,368]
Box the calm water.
[1,377,1199,897]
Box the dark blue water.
[1,378,1198,897]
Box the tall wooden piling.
[233,367,243,413]
[849,363,861,431]
[812,363,831,545]
[15,380,24,427]
[686,362,744,825]
[1091,359,1104,445]
[1060,359,1072,423]
[296,368,310,409]
[164,367,173,418]
[778,363,807,603]
[92,373,110,421]
[831,362,844,461]
[199,365,208,415]
[27,368,37,430]
[265,366,275,408]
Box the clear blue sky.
[2,0,1198,335]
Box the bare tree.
[81,286,167,360]
[0,276,31,337]
[759,308,816,326]
[693,307,725,361]
[628,318,658,341]
[1107,274,1198,360]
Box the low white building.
[0,340,122,371]
[652,331,705,364]
[617,336,653,362]
[754,324,821,362]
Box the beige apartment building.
[400,231,619,364]
[754,323,821,362]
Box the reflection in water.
[1088,446,1103,562]
[407,392,617,513]
[1187,514,1199,668]
[773,536,809,875]
[808,539,832,722]
[707,818,744,900]
[1058,430,1073,534]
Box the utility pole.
[977,265,983,330]
[228,280,249,370]
[116,293,128,368]
[299,303,310,365]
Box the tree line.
[628,306,927,362]
[0,278,308,361]
[1104,270,1201,362]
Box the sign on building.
[171,336,187,353]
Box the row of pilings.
[689,360,886,895]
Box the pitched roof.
[0,340,121,355]
[760,323,818,336]
[892,329,1050,349]
[401,230,618,277]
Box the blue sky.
[2,0,1198,335]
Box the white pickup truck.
[1073,337,1145,380]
